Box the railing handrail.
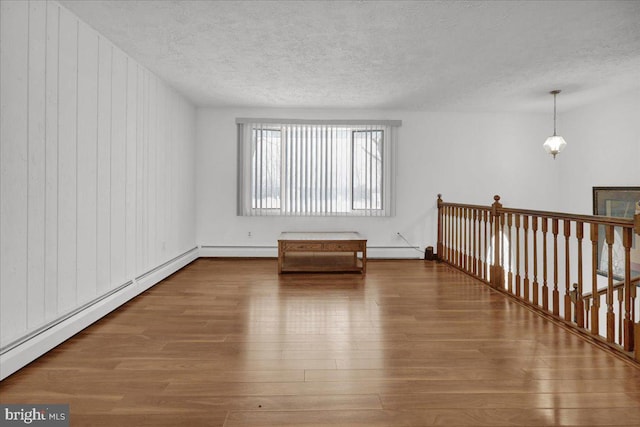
[582,276,640,300]
[441,200,635,228]
[500,207,634,228]
[439,201,492,211]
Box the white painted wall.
[196,108,559,258]
[0,0,196,375]
[558,88,640,215]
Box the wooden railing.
[437,194,640,361]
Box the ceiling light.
[543,90,567,159]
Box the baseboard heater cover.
[0,246,198,380]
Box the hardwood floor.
[1,258,639,426]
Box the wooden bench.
[277,232,367,274]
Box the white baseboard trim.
[368,246,423,259]
[0,247,199,381]
[199,245,423,259]
[200,245,277,258]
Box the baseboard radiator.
[0,247,199,380]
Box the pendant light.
[543,90,567,159]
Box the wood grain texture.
[1,258,639,426]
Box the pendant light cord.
[553,92,557,136]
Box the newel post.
[490,195,504,288]
[437,194,443,262]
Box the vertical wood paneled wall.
[1,0,196,351]
[437,194,640,361]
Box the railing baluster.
[440,205,444,260]
[453,208,461,267]
[472,209,478,276]
[460,208,465,270]
[448,205,452,262]
[461,207,466,269]
[501,211,505,286]
[441,205,446,261]
[553,218,560,316]
[515,214,521,298]
[450,205,454,263]
[507,213,513,294]
[618,288,624,345]
[468,208,473,272]
[478,210,483,278]
[590,223,600,336]
[488,209,492,281]
[483,210,489,282]
[564,220,572,322]
[542,218,549,311]
[437,194,443,262]
[622,226,634,351]
[606,224,615,343]
[584,296,591,329]
[480,211,487,280]
[523,215,530,301]
[458,207,463,269]
[445,205,450,262]
[454,207,459,267]
[443,205,448,262]
[631,277,636,353]
[441,205,445,261]
[461,208,466,271]
[532,216,539,306]
[448,206,453,262]
[466,208,472,272]
[632,284,637,322]
[458,208,464,270]
[576,221,584,328]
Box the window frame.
[237,119,400,217]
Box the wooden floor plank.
[1,258,639,426]
[222,407,640,427]
[113,393,383,412]
[379,391,640,409]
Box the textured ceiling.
[59,0,640,112]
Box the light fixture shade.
[543,135,567,159]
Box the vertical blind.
[237,119,401,217]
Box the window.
[237,119,400,216]
[352,130,383,211]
